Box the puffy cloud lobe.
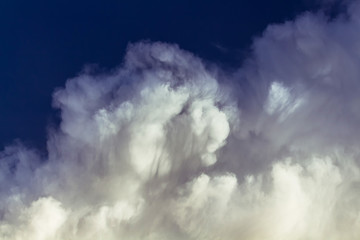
[2,3,360,239]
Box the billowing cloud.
[1,2,360,239]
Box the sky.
[0,0,324,150]
[2,1,360,240]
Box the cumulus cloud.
[1,1,360,239]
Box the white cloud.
[2,2,360,239]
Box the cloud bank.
[2,2,360,240]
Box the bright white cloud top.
[1,1,360,239]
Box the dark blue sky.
[0,0,322,150]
